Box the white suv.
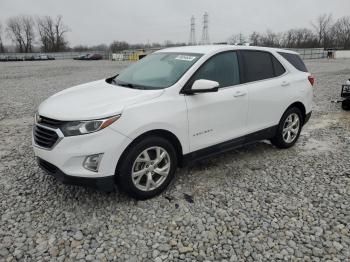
[33,45,313,199]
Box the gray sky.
[1,0,349,46]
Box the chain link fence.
[1,48,327,61]
[0,51,107,61]
[287,48,326,59]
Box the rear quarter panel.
[287,72,313,115]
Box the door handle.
[281,81,290,87]
[233,91,247,97]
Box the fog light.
[83,154,103,172]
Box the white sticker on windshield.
[175,55,196,61]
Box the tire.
[116,136,177,200]
[342,99,350,111]
[271,107,303,149]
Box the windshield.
[113,52,202,89]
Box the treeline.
[0,14,186,53]
[0,13,186,53]
[71,40,186,53]
[229,14,350,49]
[0,15,69,53]
[1,13,350,53]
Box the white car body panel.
[38,80,164,120]
[33,127,131,178]
[245,76,292,133]
[185,85,248,151]
[109,93,190,154]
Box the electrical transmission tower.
[189,15,196,45]
[201,12,210,45]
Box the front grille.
[33,125,59,149]
[38,116,66,128]
[37,158,58,173]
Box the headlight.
[60,115,121,136]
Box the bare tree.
[228,13,350,50]
[249,32,261,46]
[6,15,34,52]
[0,22,5,53]
[227,34,240,44]
[109,41,129,52]
[259,30,282,47]
[281,28,317,48]
[163,40,174,47]
[227,33,246,44]
[37,15,69,52]
[22,16,35,52]
[331,16,350,49]
[312,14,333,48]
[6,16,24,52]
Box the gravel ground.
[0,59,350,261]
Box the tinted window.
[241,51,275,82]
[278,52,308,72]
[192,51,240,88]
[272,55,286,76]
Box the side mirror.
[184,79,219,94]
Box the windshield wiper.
[117,81,148,90]
[118,83,137,88]
[107,75,150,89]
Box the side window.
[278,52,308,72]
[271,55,286,76]
[241,51,275,83]
[192,51,240,88]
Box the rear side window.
[278,52,308,72]
[192,51,240,88]
[240,51,275,82]
[272,55,286,76]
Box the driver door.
[185,51,248,152]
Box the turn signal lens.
[308,75,315,86]
[100,116,120,129]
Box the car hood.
[38,80,164,120]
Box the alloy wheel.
[131,146,171,192]
[282,113,300,143]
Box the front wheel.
[271,107,303,149]
[117,136,177,199]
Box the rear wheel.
[117,136,177,199]
[342,99,350,111]
[271,107,303,148]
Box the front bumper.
[33,126,132,179]
[37,158,115,191]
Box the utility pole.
[201,12,210,45]
[189,15,196,45]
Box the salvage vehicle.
[33,45,313,199]
[73,54,88,60]
[73,53,103,60]
[341,79,350,110]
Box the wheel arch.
[115,129,184,176]
[285,102,306,124]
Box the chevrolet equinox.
[33,45,313,199]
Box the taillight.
[308,75,315,86]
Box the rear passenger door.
[239,50,289,133]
